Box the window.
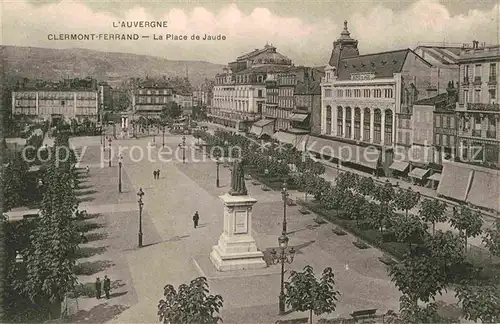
[384,89,393,98]
[435,133,440,145]
[258,90,263,97]
[490,89,497,100]
[364,89,370,97]
[374,89,382,98]
[354,89,361,97]
[443,134,448,147]
[450,136,455,146]
[474,64,481,79]
[464,90,469,103]
[346,89,352,97]
[337,89,343,97]
[490,63,497,80]
[465,65,470,81]
[450,116,455,129]
[61,100,65,106]
[436,115,441,127]
[474,90,481,103]
[443,116,448,128]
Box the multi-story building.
[210,44,293,131]
[314,21,434,175]
[173,92,193,115]
[456,42,500,167]
[11,77,100,123]
[194,79,215,108]
[128,78,174,118]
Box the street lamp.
[137,188,145,248]
[178,135,186,163]
[281,180,289,234]
[162,125,165,148]
[118,155,123,193]
[270,234,296,315]
[216,156,222,187]
[108,138,112,167]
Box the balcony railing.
[488,76,497,85]
[472,130,482,137]
[467,103,500,111]
[487,130,497,138]
[473,76,482,85]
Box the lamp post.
[216,156,222,187]
[162,125,165,148]
[108,138,112,167]
[178,135,186,163]
[137,188,145,247]
[118,155,123,193]
[281,180,289,234]
[270,234,296,315]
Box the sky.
[1,0,499,66]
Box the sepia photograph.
[0,0,499,323]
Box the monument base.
[210,232,267,271]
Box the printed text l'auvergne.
[112,21,168,28]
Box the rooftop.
[13,77,97,91]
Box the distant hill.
[1,46,224,88]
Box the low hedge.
[297,199,408,261]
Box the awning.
[306,136,380,169]
[428,173,442,181]
[250,125,262,136]
[389,161,410,172]
[295,134,309,152]
[466,169,500,211]
[437,162,473,201]
[253,119,274,127]
[272,131,297,146]
[408,167,430,179]
[289,113,309,122]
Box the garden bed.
[314,217,327,225]
[332,226,347,236]
[353,239,369,249]
[298,206,310,215]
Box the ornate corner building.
[209,44,293,132]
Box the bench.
[350,309,377,320]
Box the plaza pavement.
[67,135,463,323]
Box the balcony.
[472,129,482,137]
[488,76,497,85]
[467,103,500,111]
[487,130,497,139]
[462,77,469,85]
[473,76,482,85]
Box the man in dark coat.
[95,277,101,299]
[103,275,111,299]
[157,169,161,179]
[193,211,199,228]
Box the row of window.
[137,97,170,104]
[138,89,172,95]
[325,88,394,99]
[435,134,456,147]
[463,63,497,81]
[435,115,456,129]
[397,131,412,145]
[279,99,294,109]
[463,88,497,103]
[279,88,294,97]
[213,89,264,98]
[278,75,295,86]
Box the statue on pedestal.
[228,160,247,196]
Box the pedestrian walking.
[103,275,111,299]
[153,170,157,180]
[156,169,161,179]
[193,211,200,228]
[95,277,101,299]
[86,166,89,175]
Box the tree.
[342,192,366,225]
[398,295,453,324]
[483,220,500,258]
[419,198,447,235]
[284,265,340,324]
[157,277,223,324]
[20,163,79,319]
[450,206,483,253]
[455,283,500,324]
[356,176,375,197]
[391,215,428,249]
[394,188,420,220]
[2,153,29,211]
[161,102,182,123]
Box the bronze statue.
[229,160,248,196]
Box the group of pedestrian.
[95,275,111,299]
[153,169,161,180]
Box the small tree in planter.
[450,206,483,253]
[419,198,448,236]
[157,277,223,324]
[284,265,340,324]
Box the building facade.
[456,42,500,167]
[210,44,293,131]
[317,21,434,175]
[11,78,100,123]
[128,78,174,118]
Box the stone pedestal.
[210,193,267,271]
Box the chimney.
[446,81,457,105]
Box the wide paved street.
[68,134,464,323]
